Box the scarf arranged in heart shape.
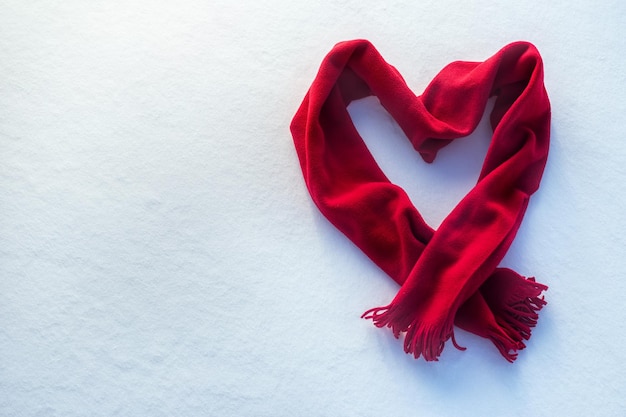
[290,40,550,362]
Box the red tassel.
[486,275,548,360]
[362,305,464,361]
[498,278,547,341]
[488,327,523,363]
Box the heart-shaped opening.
[348,95,496,228]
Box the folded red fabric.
[290,40,550,362]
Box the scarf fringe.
[488,327,523,363]
[363,278,547,362]
[362,305,465,361]
[489,277,548,362]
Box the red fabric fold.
[290,40,550,362]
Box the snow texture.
[1,1,625,416]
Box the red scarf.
[290,40,551,362]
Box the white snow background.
[1,1,625,416]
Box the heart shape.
[290,40,550,362]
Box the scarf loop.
[290,40,550,362]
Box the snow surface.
[1,1,625,416]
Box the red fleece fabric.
[290,40,551,362]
